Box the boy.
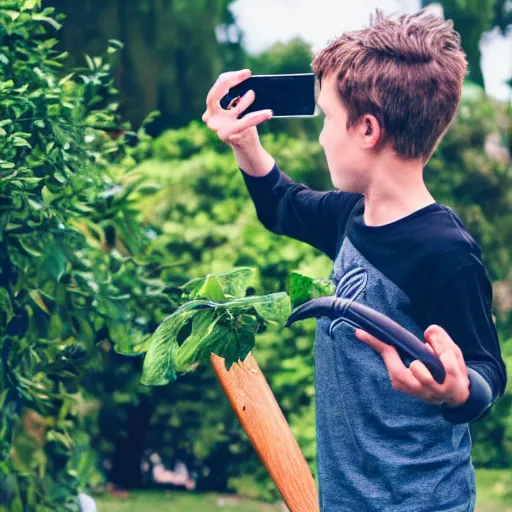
[202,10,507,512]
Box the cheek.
[321,125,346,164]
[321,122,339,150]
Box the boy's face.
[317,74,373,193]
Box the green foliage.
[0,2,178,509]
[2,2,511,507]
[135,268,291,385]
[246,38,313,76]
[425,86,512,281]
[125,121,331,500]
[493,0,512,35]
[44,0,246,132]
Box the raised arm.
[239,161,360,260]
[202,69,361,260]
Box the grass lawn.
[92,491,283,512]
[475,468,512,512]
[93,469,512,511]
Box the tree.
[493,0,512,35]
[0,2,181,508]
[422,0,512,88]
[43,0,246,134]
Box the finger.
[424,324,460,357]
[424,324,446,352]
[206,69,251,110]
[230,89,255,116]
[426,325,466,367]
[424,342,435,354]
[355,330,420,390]
[439,352,470,405]
[439,351,462,377]
[355,329,388,354]
[378,347,427,393]
[409,359,437,388]
[207,69,250,106]
[219,109,273,139]
[454,347,466,365]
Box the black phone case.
[220,73,317,118]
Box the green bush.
[0,4,320,506]
[0,2,177,509]
[124,123,333,500]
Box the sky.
[229,0,512,102]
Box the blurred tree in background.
[42,0,246,135]
[422,0,512,87]
[494,0,512,34]
[43,0,323,139]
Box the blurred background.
[0,0,511,511]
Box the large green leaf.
[194,275,226,302]
[214,317,257,370]
[140,301,212,386]
[172,308,220,372]
[181,267,256,300]
[185,313,257,371]
[219,292,291,324]
[139,291,290,385]
[215,267,256,298]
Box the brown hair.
[311,9,468,161]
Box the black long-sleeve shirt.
[240,162,507,424]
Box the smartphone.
[220,73,318,118]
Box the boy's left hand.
[355,324,471,407]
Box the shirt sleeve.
[427,263,508,424]
[240,162,362,260]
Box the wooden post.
[210,351,319,512]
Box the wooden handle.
[210,351,319,512]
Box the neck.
[362,154,436,227]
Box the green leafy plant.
[115,267,291,385]
[0,1,174,509]
[3,0,510,506]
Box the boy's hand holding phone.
[202,69,316,176]
[202,69,273,148]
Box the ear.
[358,114,381,149]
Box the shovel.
[210,351,319,512]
